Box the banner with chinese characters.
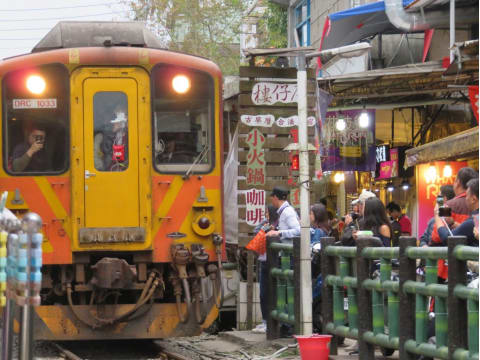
[245,128,266,185]
[245,188,266,226]
[251,82,298,105]
[321,109,376,171]
[417,161,467,236]
[240,114,316,128]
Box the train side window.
[152,65,214,174]
[2,64,69,175]
[93,92,129,172]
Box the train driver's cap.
[270,186,289,200]
[111,112,127,124]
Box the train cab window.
[93,92,129,172]
[2,64,69,175]
[152,65,214,173]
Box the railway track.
[47,338,245,360]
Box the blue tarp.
[330,0,415,22]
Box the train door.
[83,78,139,227]
[71,68,152,249]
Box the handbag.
[246,229,267,255]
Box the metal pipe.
[385,0,478,32]
[327,98,467,111]
[1,299,15,360]
[391,110,395,147]
[296,52,312,335]
[19,304,34,360]
[450,0,455,64]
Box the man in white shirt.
[266,186,300,241]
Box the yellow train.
[0,22,225,340]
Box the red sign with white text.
[417,161,467,236]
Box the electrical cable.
[0,10,133,22]
[0,2,122,12]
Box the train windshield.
[2,63,69,175]
[152,64,214,173]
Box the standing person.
[12,123,50,172]
[430,167,478,280]
[387,202,412,236]
[361,197,392,247]
[94,109,129,171]
[310,203,331,244]
[420,185,455,247]
[252,205,279,334]
[340,190,376,246]
[265,186,300,242]
[435,178,479,246]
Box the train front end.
[0,22,225,340]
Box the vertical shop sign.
[246,128,266,186]
[469,85,479,123]
[245,188,266,226]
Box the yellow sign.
[340,146,362,157]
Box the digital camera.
[437,195,452,217]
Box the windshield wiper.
[182,144,209,180]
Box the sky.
[0,0,133,59]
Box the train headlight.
[26,75,46,94]
[172,75,190,94]
[192,213,215,236]
[198,216,210,229]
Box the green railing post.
[447,236,470,358]
[320,237,338,355]
[293,237,302,335]
[468,298,479,356]
[266,236,280,340]
[345,256,358,331]
[398,237,417,360]
[356,236,382,360]
[334,257,346,327]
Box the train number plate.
[79,227,145,244]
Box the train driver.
[12,123,50,172]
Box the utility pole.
[296,53,312,335]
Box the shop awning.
[321,1,413,51]
[317,59,478,109]
[405,126,479,167]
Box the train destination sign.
[12,98,57,109]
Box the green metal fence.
[266,237,301,339]
[321,236,479,360]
